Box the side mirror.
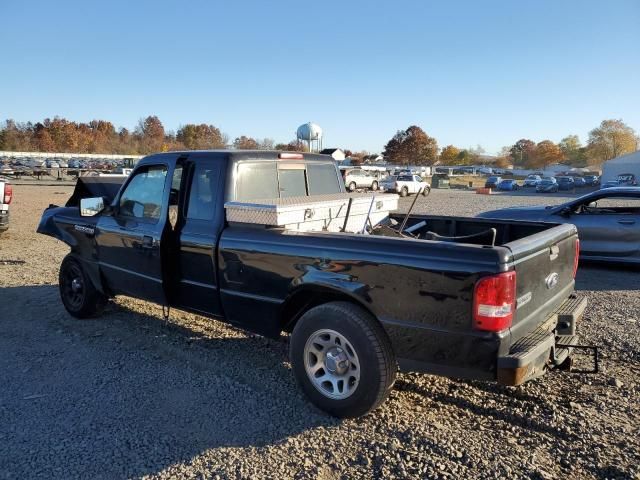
[559,206,572,217]
[80,197,106,217]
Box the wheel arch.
[280,284,378,333]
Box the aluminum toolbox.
[224,193,399,232]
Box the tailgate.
[505,223,578,344]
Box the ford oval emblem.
[545,272,559,290]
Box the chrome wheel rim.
[304,329,360,400]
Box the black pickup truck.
[38,151,586,417]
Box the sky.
[1,0,639,154]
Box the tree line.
[1,115,637,169]
[0,116,304,155]
[382,119,639,168]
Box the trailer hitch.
[555,343,599,374]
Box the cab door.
[170,154,225,315]
[95,162,172,304]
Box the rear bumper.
[0,209,9,231]
[497,295,587,385]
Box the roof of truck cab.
[137,150,335,164]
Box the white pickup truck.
[0,178,12,233]
[380,173,430,197]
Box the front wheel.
[59,255,107,318]
[371,181,378,191]
[290,302,397,418]
[422,186,431,196]
[400,186,408,197]
[348,182,356,192]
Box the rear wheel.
[290,302,397,418]
[59,255,107,318]
[371,181,378,191]
[348,182,357,192]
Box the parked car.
[601,180,620,189]
[479,187,640,264]
[523,175,542,187]
[583,175,600,186]
[616,173,638,187]
[536,178,559,193]
[381,174,430,196]
[485,176,502,188]
[556,176,576,191]
[344,169,379,192]
[573,177,587,188]
[496,179,520,191]
[37,150,585,418]
[0,178,13,233]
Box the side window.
[186,164,220,221]
[119,165,167,221]
[236,162,278,200]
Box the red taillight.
[278,153,303,159]
[3,184,12,204]
[573,239,580,278]
[473,271,516,332]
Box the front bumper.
[497,295,588,385]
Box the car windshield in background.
[397,175,413,181]
[540,180,554,185]
[488,176,498,182]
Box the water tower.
[296,122,323,152]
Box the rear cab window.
[235,161,341,200]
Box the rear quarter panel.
[218,226,511,376]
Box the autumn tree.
[233,135,259,150]
[176,124,225,150]
[559,135,587,166]
[531,140,564,169]
[494,147,512,169]
[383,125,438,165]
[587,119,638,165]
[455,149,477,165]
[439,145,460,164]
[509,139,536,166]
[258,138,274,150]
[136,116,165,153]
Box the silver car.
[478,187,640,264]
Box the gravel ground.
[1,185,638,479]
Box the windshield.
[488,176,498,181]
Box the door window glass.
[187,164,219,220]
[585,196,640,213]
[119,165,167,221]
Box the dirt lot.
[1,185,639,479]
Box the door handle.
[141,235,155,248]
[618,220,636,225]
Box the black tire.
[422,186,431,196]
[371,181,378,191]
[348,182,357,192]
[290,301,397,418]
[400,186,408,197]
[59,255,107,319]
